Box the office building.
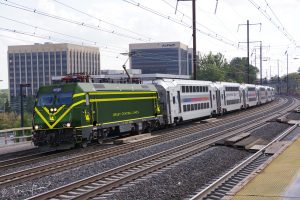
[8,42,101,97]
[129,42,193,76]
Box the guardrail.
[0,127,32,145]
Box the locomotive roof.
[78,83,157,92]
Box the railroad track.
[0,97,293,189]
[27,97,297,200]
[189,123,299,200]
[0,97,282,171]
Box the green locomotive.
[32,82,162,149]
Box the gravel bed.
[100,146,251,200]
[0,100,291,199]
[0,144,114,176]
[286,112,300,120]
[250,122,291,141]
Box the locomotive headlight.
[54,108,57,112]
[34,125,39,130]
[66,122,71,127]
[50,108,54,112]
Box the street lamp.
[20,83,31,127]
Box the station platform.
[231,131,300,200]
[0,141,36,156]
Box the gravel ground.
[100,146,251,200]
[286,112,300,120]
[0,100,292,199]
[250,122,291,141]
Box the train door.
[166,91,172,124]
[216,90,221,114]
[177,91,182,113]
[242,89,246,108]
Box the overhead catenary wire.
[123,0,239,48]
[161,0,239,44]
[0,26,125,55]
[52,0,152,42]
[247,0,296,45]
[0,0,150,42]
[0,15,127,52]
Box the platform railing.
[0,127,32,145]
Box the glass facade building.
[8,43,101,98]
[129,42,193,76]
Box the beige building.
[8,43,101,97]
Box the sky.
[0,0,299,89]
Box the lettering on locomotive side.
[112,110,140,117]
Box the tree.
[197,52,227,81]
[225,57,258,84]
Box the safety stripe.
[73,93,85,98]
[90,96,156,103]
[34,107,52,129]
[43,107,50,115]
[73,91,156,98]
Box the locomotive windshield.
[37,92,73,106]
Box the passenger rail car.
[241,84,258,108]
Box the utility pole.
[192,0,196,80]
[238,20,261,84]
[277,59,280,94]
[176,0,197,80]
[260,41,262,85]
[20,83,30,127]
[286,51,289,94]
[247,20,250,84]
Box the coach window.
[199,86,202,92]
[186,86,189,93]
[182,86,185,93]
[192,86,196,92]
[187,104,191,111]
[183,105,187,112]
[196,86,199,92]
[191,104,194,111]
[206,87,208,92]
[198,103,200,110]
[189,86,192,93]
[173,96,176,104]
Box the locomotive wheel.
[81,142,87,148]
[97,138,103,144]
